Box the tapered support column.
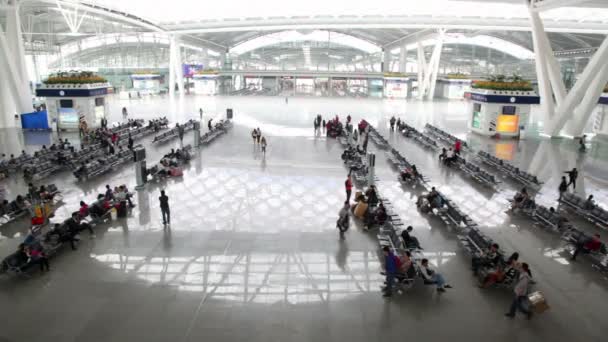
[399,46,407,73]
[0,4,33,128]
[568,63,608,136]
[168,34,184,97]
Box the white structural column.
[546,36,608,136]
[569,63,608,135]
[0,3,33,127]
[168,34,185,97]
[427,30,445,101]
[417,30,445,100]
[528,1,608,137]
[399,45,407,73]
[416,43,428,100]
[528,10,555,126]
[382,49,391,72]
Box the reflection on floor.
[0,95,607,342]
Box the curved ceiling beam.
[166,16,608,35]
[22,0,165,32]
[229,30,382,55]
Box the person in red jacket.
[454,140,462,155]
[345,175,353,203]
[572,234,602,260]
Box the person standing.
[390,116,396,131]
[558,176,568,199]
[382,246,398,297]
[177,123,185,147]
[127,133,134,150]
[564,168,578,190]
[199,108,203,121]
[337,201,350,233]
[251,129,258,144]
[122,107,128,119]
[208,118,213,131]
[256,128,262,144]
[454,140,462,155]
[505,263,533,319]
[159,190,170,225]
[261,136,267,155]
[345,175,353,202]
[579,135,587,152]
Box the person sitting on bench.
[444,148,457,166]
[79,201,89,219]
[0,199,10,218]
[23,245,50,273]
[472,243,502,276]
[479,252,520,288]
[400,165,419,182]
[439,148,447,162]
[584,195,595,210]
[401,226,422,250]
[66,213,95,249]
[365,186,379,207]
[572,233,602,261]
[3,244,28,272]
[549,207,569,229]
[509,187,530,212]
[398,251,415,279]
[420,258,452,292]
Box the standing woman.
[122,107,128,119]
[345,175,353,203]
[251,129,258,144]
[261,136,267,155]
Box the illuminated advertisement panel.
[496,115,519,133]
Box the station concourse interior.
[2,1,608,342]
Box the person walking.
[159,190,170,225]
[177,123,185,147]
[565,167,578,190]
[251,129,258,144]
[381,246,398,297]
[390,116,396,131]
[261,136,267,155]
[256,128,262,144]
[558,176,568,199]
[199,108,203,121]
[127,133,134,150]
[208,118,213,131]
[579,135,587,152]
[345,175,353,202]
[505,263,533,319]
[122,107,128,120]
[337,201,350,233]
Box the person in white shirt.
[505,263,533,319]
[420,258,452,292]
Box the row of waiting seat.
[477,151,541,188]
[153,120,195,144]
[512,200,608,273]
[559,193,608,229]
[0,190,127,276]
[425,123,469,150]
[73,149,133,180]
[398,125,439,150]
[458,159,499,189]
[367,126,389,149]
[201,120,233,145]
[0,184,61,228]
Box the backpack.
[392,254,402,270]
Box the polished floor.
[0,95,607,342]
